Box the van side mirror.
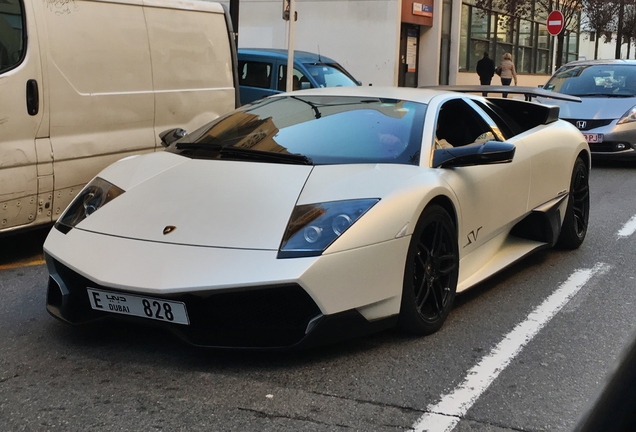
[159,128,187,147]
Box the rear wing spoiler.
[420,85,582,103]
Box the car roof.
[238,48,339,64]
[561,59,636,67]
[264,85,454,104]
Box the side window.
[0,0,25,73]
[238,60,272,89]
[435,99,495,148]
[473,100,518,139]
[277,65,311,91]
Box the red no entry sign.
[547,10,564,36]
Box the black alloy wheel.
[557,157,590,249]
[398,204,459,336]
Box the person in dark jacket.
[476,52,495,96]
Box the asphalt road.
[1,160,635,432]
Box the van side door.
[0,0,47,232]
[41,0,155,217]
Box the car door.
[432,97,531,270]
[275,61,313,92]
[0,0,46,231]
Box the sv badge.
[464,227,482,248]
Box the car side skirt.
[457,194,567,292]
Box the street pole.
[286,0,296,92]
[552,36,557,75]
[229,0,239,44]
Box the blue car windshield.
[170,96,426,166]
[303,64,359,88]
[544,64,636,97]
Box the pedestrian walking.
[476,52,495,96]
[497,52,517,98]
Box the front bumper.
[562,118,636,159]
[46,254,395,349]
[43,227,406,349]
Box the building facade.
[578,31,636,61]
[221,0,580,88]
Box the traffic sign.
[547,10,564,36]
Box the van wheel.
[398,205,459,336]
[557,157,589,249]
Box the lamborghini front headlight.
[278,199,379,258]
[55,177,125,233]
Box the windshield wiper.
[175,143,312,165]
[603,93,636,98]
[175,142,223,150]
[219,147,313,165]
[571,93,631,98]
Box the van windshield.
[303,64,359,88]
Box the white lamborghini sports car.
[43,87,590,349]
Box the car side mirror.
[433,141,516,168]
[159,128,187,147]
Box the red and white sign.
[547,10,564,36]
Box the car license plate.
[87,288,189,325]
[583,133,603,143]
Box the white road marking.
[410,263,609,432]
[617,215,636,238]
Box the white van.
[0,0,238,234]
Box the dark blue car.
[237,48,360,105]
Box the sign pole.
[546,10,564,74]
[286,0,296,92]
[552,36,557,75]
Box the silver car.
[541,59,636,160]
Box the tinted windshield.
[168,96,426,165]
[303,64,359,88]
[544,64,636,96]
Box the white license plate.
[87,288,189,325]
[583,133,603,143]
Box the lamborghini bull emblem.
[163,225,177,235]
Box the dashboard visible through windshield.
[544,64,636,97]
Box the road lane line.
[0,256,46,271]
[410,263,610,432]
[617,215,636,238]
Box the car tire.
[557,157,590,250]
[398,204,459,336]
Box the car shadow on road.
[49,313,406,370]
[591,159,636,169]
[0,225,51,267]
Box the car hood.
[75,155,421,250]
[77,158,313,250]
[542,96,636,119]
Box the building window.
[536,23,550,74]
[460,2,579,75]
